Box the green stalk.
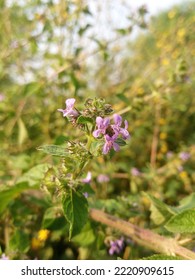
[86,135,93,151]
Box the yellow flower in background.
[160,132,167,140]
[31,237,42,250]
[160,143,168,154]
[137,87,144,95]
[179,171,188,179]
[156,40,163,49]
[172,50,179,59]
[164,44,172,52]
[38,229,50,241]
[168,10,176,19]
[159,118,166,125]
[162,58,170,66]
[157,153,163,160]
[177,28,186,38]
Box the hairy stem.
[89,208,195,260]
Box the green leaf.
[150,204,166,225]
[23,82,41,97]
[77,115,93,124]
[90,140,104,156]
[42,207,60,228]
[54,135,69,145]
[165,209,195,233]
[78,24,91,36]
[17,118,28,145]
[142,254,181,260]
[37,145,70,157]
[143,193,176,225]
[17,163,50,186]
[115,138,127,146]
[0,182,29,214]
[72,222,95,246]
[9,230,29,253]
[62,189,88,239]
[116,93,129,104]
[82,184,95,195]
[115,28,128,35]
[176,193,195,212]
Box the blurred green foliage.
[0,0,195,260]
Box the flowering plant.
[38,98,129,239]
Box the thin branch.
[89,208,195,260]
[150,103,161,168]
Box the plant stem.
[150,103,161,168]
[86,135,93,151]
[89,208,195,260]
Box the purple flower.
[166,151,174,159]
[92,114,130,155]
[82,172,92,184]
[83,192,89,198]
[97,174,110,183]
[177,165,184,172]
[103,134,120,154]
[131,167,141,177]
[58,98,79,117]
[93,117,110,138]
[0,253,9,260]
[0,93,5,102]
[111,114,130,140]
[179,152,191,161]
[109,237,124,255]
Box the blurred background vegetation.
[0,0,195,259]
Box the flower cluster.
[131,167,141,177]
[179,152,191,162]
[58,98,130,155]
[93,114,130,154]
[0,253,9,260]
[97,174,110,183]
[108,237,124,255]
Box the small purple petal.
[83,192,89,198]
[65,98,76,108]
[57,109,65,113]
[179,152,191,161]
[68,109,79,117]
[124,120,128,130]
[93,129,101,138]
[111,133,118,140]
[57,108,68,116]
[96,116,103,126]
[113,142,120,152]
[131,167,141,176]
[97,174,110,183]
[103,118,110,127]
[120,128,130,140]
[103,142,110,154]
[82,172,92,183]
[113,114,122,126]
[105,134,112,141]
[0,253,9,260]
